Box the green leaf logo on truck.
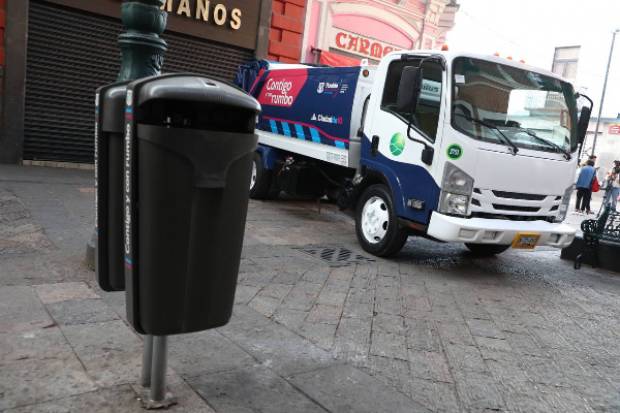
[390,133,406,156]
[447,144,463,160]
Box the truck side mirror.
[577,106,591,144]
[396,66,422,114]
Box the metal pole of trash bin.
[141,335,154,387]
[150,336,168,402]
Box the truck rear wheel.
[250,153,277,200]
[355,184,408,257]
[465,243,511,256]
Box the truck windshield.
[451,57,578,154]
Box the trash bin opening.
[138,99,256,133]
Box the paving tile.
[219,305,335,375]
[0,351,96,410]
[315,289,347,307]
[435,321,475,346]
[453,371,506,412]
[61,320,143,387]
[519,355,570,387]
[537,385,596,413]
[405,318,442,352]
[189,365,324,413]
[46,298,119,326]
[248,294,281,318]
[408,350,453,383]
[273,308,308,330]
[444,344,488,374]
[34,282,99,304]
[281,282,322,311]
[306,304,342,325]
[370,330,408,360]
[297,321,338,350]
[289,364,430,413]
[4,385,140,413]
[168,330,256,378]
[233,284,260,305]
[373,313,405,334]
[466,318,505,339]
[410,377,462,413]
[0,286,54,333]
[0,326,68,362]
[359,355,412,399]
[334,317,371,361]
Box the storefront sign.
[609,124,620,135]
[43,0,261,50]
[161,0,242,30]
[330,29,401,60]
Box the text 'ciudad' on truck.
[236,51,593,257]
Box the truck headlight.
[556,186,573,222]
[439,163,474,216]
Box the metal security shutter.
[24,1,254,163]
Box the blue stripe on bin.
[335,140,346,149]
[269,119,278,134]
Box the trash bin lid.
[135,75,260,113]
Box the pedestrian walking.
[575,160,596,213]
[605,160,620,212]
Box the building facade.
[301,0,458,66]
[0,0,273,164]
[0,0,459,164]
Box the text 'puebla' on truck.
[235,51,593,257]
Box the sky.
[445,0,620,119]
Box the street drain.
[293,245,375,267]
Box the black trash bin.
[123,74,261,335]
[95,81,130,292]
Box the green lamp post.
[118,0,168,81]
[86,0,167,270]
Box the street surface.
[0,165,619,412]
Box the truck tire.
[465,243,511,256]
[250,153,277,200]
[355,184,408,257]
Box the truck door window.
[381,59,443,142]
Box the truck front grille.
[491,190,547,201]
[471,188,561,218]
[492,204,540,213]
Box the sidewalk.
[0,165,429,412]
[1,165,620,412]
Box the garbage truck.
[236,51,593,257]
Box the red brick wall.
[0,0,5,68]
[268,0,306,63]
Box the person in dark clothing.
[575,160,596,213]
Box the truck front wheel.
[465,243,511,256]
[355,184,408,257]
[250,153,277,200]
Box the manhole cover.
[293,245,375,267]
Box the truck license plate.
[512,233,540,249]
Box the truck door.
[363,58,446,224]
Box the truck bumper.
[426,212,576,249]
